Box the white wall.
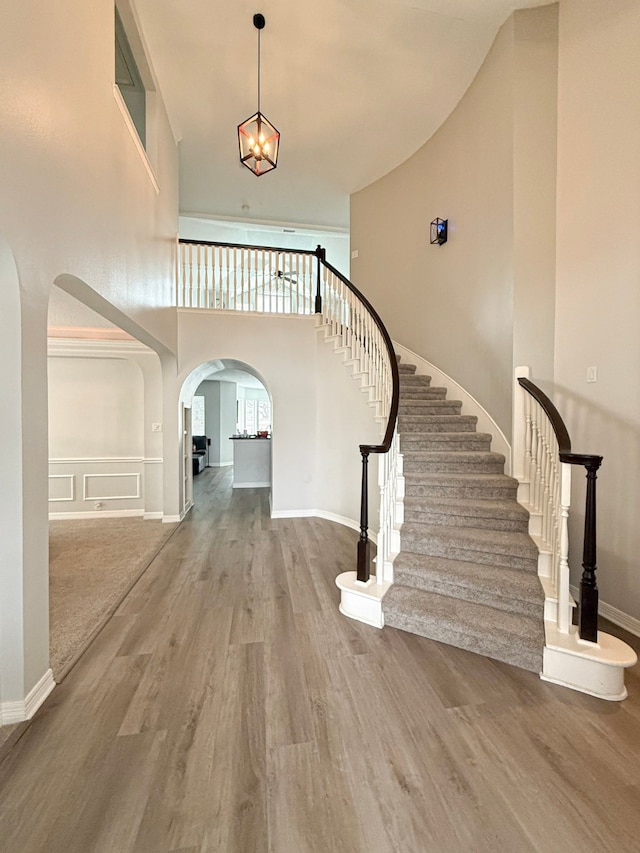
[195,379,237,466]
[178,314,318,515]
[315,337,383,531]
[555,0,640,623]
[49,357,144,459]
[0,0,179,709]
[47,348,168,518]
[350,6,559,439]
[178,312,381,526]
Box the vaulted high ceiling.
[135,0,551,229]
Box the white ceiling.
[134,0,551,229]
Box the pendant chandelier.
[238,13,280,176]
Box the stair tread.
[399,414,477,421]
[404,472,518,485]
[399,399,462,406]
[401,432,492,440]
[394,551,543,602]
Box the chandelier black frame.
[237,13,280,176]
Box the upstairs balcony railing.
[178,239,399,583]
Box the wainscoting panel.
[83,472,141,501]
[48,474,75,502]
[48,457,147,518]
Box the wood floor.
[1,467,639,852]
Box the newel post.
[357,450,371,583]
[315,245,325,314]
[578,456,603,643]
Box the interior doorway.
[46,284,174,680]
[180,359,272,506]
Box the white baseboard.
[570,584,640,638]
[143,512,164,520]
[271,508,317,519]
[0,669,56,725]
[49,509,144,521]
[232,481,271,489]
[270,508,378,544]
[208,461,233,468]
[162,515,182,523]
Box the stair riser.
[405,482,518,500]
[403,508,529,532]
[393,569,543,618]
[403,459,505,474]
[399,404,462,415]
[400,437,491,452]
[398,535,537,572]
[399,388,447,399]
[399,376,433,386]
[382,613,542,672]
[398,418,478,433]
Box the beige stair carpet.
[383,357,545,672]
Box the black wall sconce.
[430,218,448,246]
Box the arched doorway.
[45,279,175,680]
[179,359,272,511]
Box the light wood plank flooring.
[1,466,639,852]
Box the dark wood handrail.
[517,377,572,454]
[319,255,400,456]
[317,252,399,582]
[518,376,603,642]
[179,238,316,257]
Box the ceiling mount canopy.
[237,12,280,177]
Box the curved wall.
[350,6,558,440]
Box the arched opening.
[46,279,176,680]
[179,359,272,511]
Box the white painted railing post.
[558,461,572,634]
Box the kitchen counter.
[229,435,271,488]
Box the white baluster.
[558,462,572,633]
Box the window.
[237,398,271,434]
[115,8,146,147]
[192,396,205,436]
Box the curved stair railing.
[178,239,399,583]
[514,368,602,641]
[316,249,400,583]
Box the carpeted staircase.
[383,357,545,672]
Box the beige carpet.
[49,517,178,681]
